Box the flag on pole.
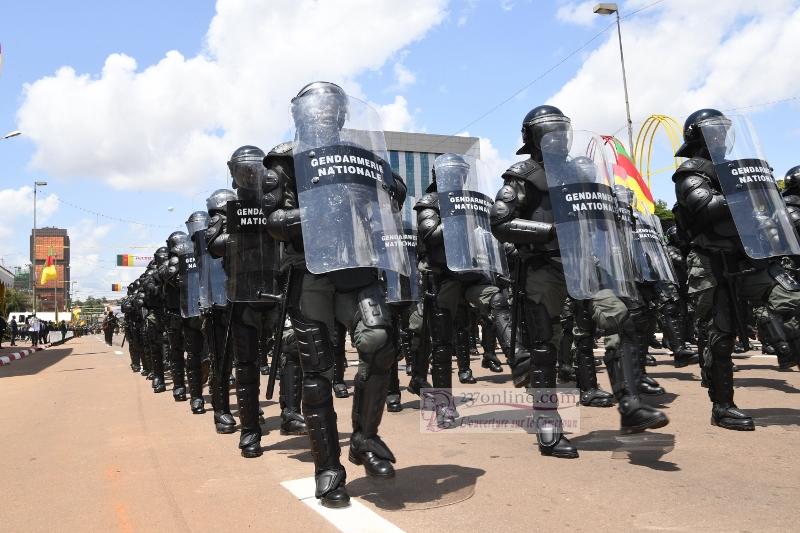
[40,248,58,285]
[603,136,655,213]
[111,283,122,291]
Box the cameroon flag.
[111,283,122,291]
[40,249,57,285]
[602,136,655,214]
[117,254,136,266]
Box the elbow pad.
[390,172,407,209]
[267,208,302,242]
[208,232,228,259]
[493,218,554,244]
[417,209,443,245]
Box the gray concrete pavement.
[1,334,798,532]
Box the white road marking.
[114,351,124,355]
[280,477,405,533]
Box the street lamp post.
[32,180,48,314]
[594,3,635,157]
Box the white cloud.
[392,63,417,90]
[17,0,448,194]
[457,131,513,192]
[556,1,599,27]
[500,0,515,12]
[0,186,59,242]
[458,0,480,26]
[376,95,417,132]
[549,0,800,145]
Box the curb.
[0,346,45,367]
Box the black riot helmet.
[166,231,188,253]
[517,105,572,161]
[784,165,800,194]
[428,153,469,193]
[206,188,236,215]
[154,246,169,265]
[291,81,349,144]
[675,108,731,159]
[227,145,268,191]
[185,211,210,236]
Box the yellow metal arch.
[634,114,682,189]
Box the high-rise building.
[29,227,70,312]
[385,131,481,198]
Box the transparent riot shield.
[194,230,227,309]
[701,114,800,259]
[225,197,280,303]
[544,130,637,300]
[632,208,677,284]
[436,154,509,277]
[291,92,408,276]
[179,245,200,318]
[386,196,420,303]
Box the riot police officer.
[203,189,239,433]
[491,105,668,458]
[165,231,189,402]
[264,81,407,508]
[414,152,530,428]
[672,108,800,429]
[143,248,170,393]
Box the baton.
[720,253,753,351]
[266,265,293,400]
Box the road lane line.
[280,477,405,533]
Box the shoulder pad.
[264,141,294,166]
[502,158,539,180]
[415,192,439,211]
[783,194,800,207]
[674,157,715,180]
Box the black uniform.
[263,81,406,509]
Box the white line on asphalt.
[280,477,405,533]
[114,351,123,355]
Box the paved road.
[1,335,798,532]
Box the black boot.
[708,357,754,431]
[386,361,403,412]
[481,348,503,373]
[530,346,578,458]
[638,339,665,395]
[430,344,458,428]
[187,365,205,414]
[456,328,476,384]
[151,349,166,392]
[605,343,669,434]
[304,378,350,508]
[575,337,614,408]
[279,355,307,436]
[236,380,262,458]
[662,313,699,367]
[349,374,396,477]
[212,373,236,433]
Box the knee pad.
[709,335,734,360]
[292,314,334,373]
[355,327,394,373]
[430,308,453,346]
[303,374,333,407]
[488,291,510,312]
[356,284,391,328]
[524,302,553,345]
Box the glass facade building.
[384,131,481,199]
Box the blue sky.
[1,0,799,298]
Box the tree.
[654,199,674,229]
[5,288,32,313]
